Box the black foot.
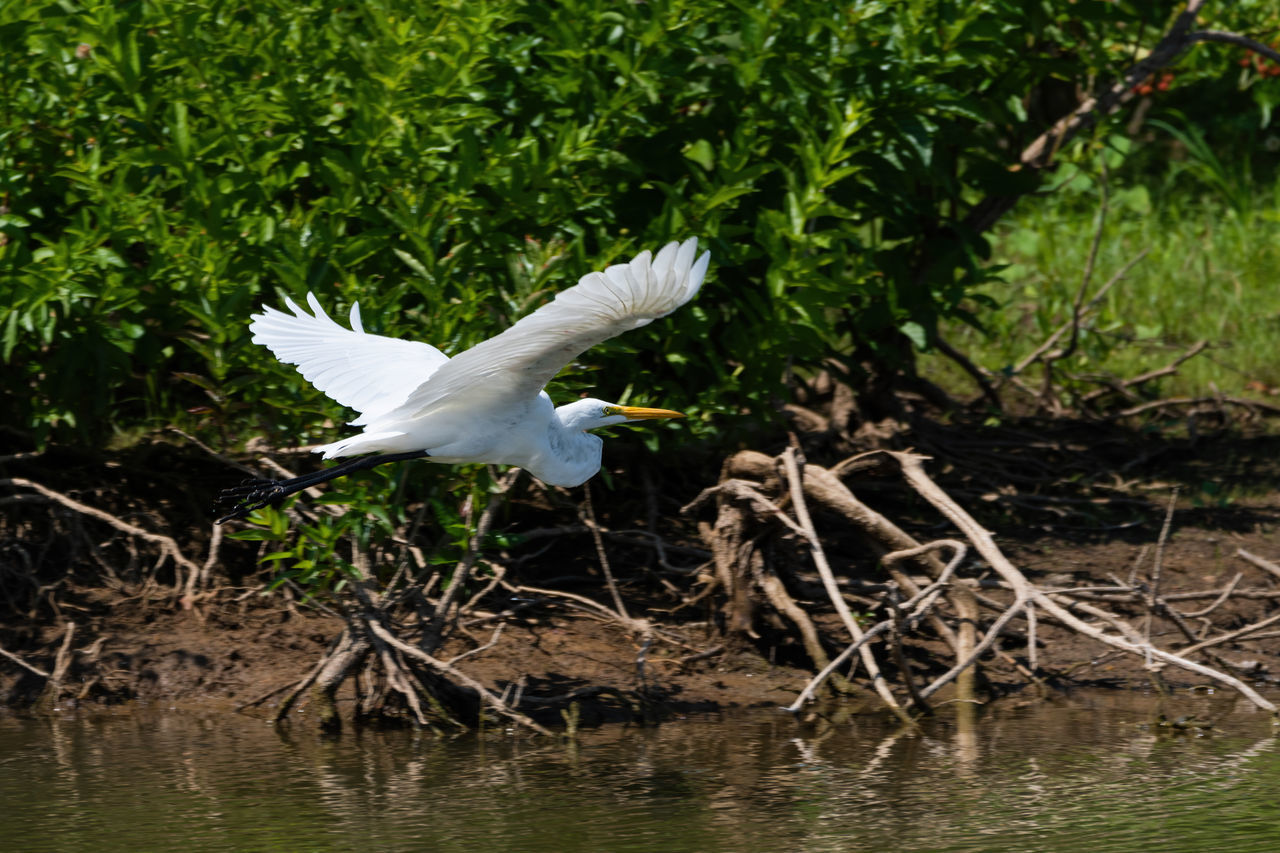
[214,450,430,523]
[215,478,290,523]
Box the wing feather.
[249,293,449,424]
[391,238,710,421]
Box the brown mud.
[4,420,1280,726]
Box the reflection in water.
[1,692,1278,853]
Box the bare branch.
[780,447,905,716]
[888,451,1277,712]
[365,620,553,736]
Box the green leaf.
[682,139,715,171]
[899,321,929,350]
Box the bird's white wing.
[250,293,450,425]
[393,238,710,420]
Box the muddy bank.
[5,426,1280,727]
[5,514,1280,724]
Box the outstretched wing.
[392,238,710,420]
[249,293,450,425]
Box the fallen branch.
[365,620,553,736]
[1080,340,1209,405]
[1106,395,1280,421]
[888,451,1277,713]
[0,644,50,679]
[1236,549,1280,584]
[780,448,904,713]
[1175,611,1280,658]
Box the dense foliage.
[4,1,1278,583]
[3,0,1273,450]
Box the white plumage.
[218,238,710,521]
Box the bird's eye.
[602,405,622,416]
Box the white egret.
[216,238,711,522]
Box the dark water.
[1,692,1277,853]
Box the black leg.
[215,450,430,523]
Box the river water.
[2,691,1277,852]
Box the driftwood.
[685,448,1279,716]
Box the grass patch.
[928,174,1280,403]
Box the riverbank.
[5,422,1280,726]
[6,516,1280,724]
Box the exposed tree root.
[2,477,206,605]
[684,447,1280,717]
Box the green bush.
[8,0,1280,596]
[6,0,1274,454]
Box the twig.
[1236,548,1280,584]
[1026,601,1038,674]
[880,539,968,575]
[446,623,505,666]
[0,644,50,678]
[679,645,725,666]
[888,451,1276,712]
[1188,30,1280,62]
[1175,610,1280,658]
[780,447,903,715]
[236,678,306,713]
[169,427,259,477]
[1015,250,1148,376]
[1054,156,1109,364]
[1107,395,1280,420]
[787,622,896,711]
[1178,572,1242,618]
[934,335,1002,411]
[1128,544,1150,587]
[1146,488,1178,642]
[365,620,553,736]
[500,581,635,629]
[1081,340,1208,403]
[917,598,1028,702]
[583,481,630,622]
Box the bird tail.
[313,431,408,459]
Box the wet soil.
[7,511,1280,722]
[4,423,1280,723]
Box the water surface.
[2,691,1277,852]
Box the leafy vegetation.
[4,0,1279,593]
[930,156,1280,404]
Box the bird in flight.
[216,238,711,522]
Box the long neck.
[528,408,604,487]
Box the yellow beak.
[608,405,686,421]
